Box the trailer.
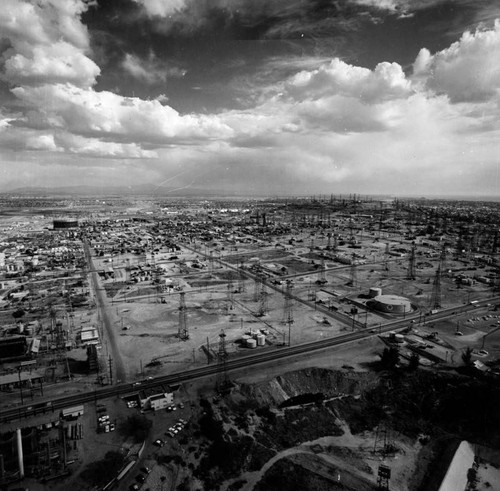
[62,405,84,419]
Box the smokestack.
[0,454,4,478]
[16,428,24,479]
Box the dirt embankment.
[238,367,378,407]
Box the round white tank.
[246,338,257,349]
[394,334,405,343]
[369,287,382,298]
[256,334,266,346]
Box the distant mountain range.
[0,185,248,198]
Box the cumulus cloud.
[57,134,158,159]
[4,41,100,88]
[412,20,500,102]
[286,59,412,103]
[13,84,233,143]
[0,0,99,88]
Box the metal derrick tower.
[383,243,390,273]
[216,329,230,392]
[332,234,338,254]
[346,254,357,287]
[430,265,442,310]
[406,244,416,280]
[439,243,447,274]
[318,256,327,283]
[178,291,189,340]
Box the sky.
[1,0,500,197]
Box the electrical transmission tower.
[178,291,189,340]
[216,329,230,392]
[430,265,442,310]
[406,244,416,280]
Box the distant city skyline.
[1,0,500,197]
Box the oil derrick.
[384,243,390,272]
[406,244,416,280]
[347,254,357,287]
[178,291,189,340]
[216,329,230,392]
[430,265,442,310]
[349,219,355,244]
[332,234,338,254]
[377,464,391,491]
[258,280,269,316]
[238,261,246,292]
[326,232,332,250]
[317,256,327,284]
[373,422,393,456]
[439,243,447,274]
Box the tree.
[462,347,474,366]
[408,352,420,371]
[12,308,25,320]
[120,414,152,442]
[380,346,400,370]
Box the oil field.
[1,195,500,491]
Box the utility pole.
[178,291,189,340]
[282,280,294,346]
[108,355,113,385]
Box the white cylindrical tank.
[369,287,382,298]
[256,334,266,346]
[246,338,257,349]
[394,334,405,343]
